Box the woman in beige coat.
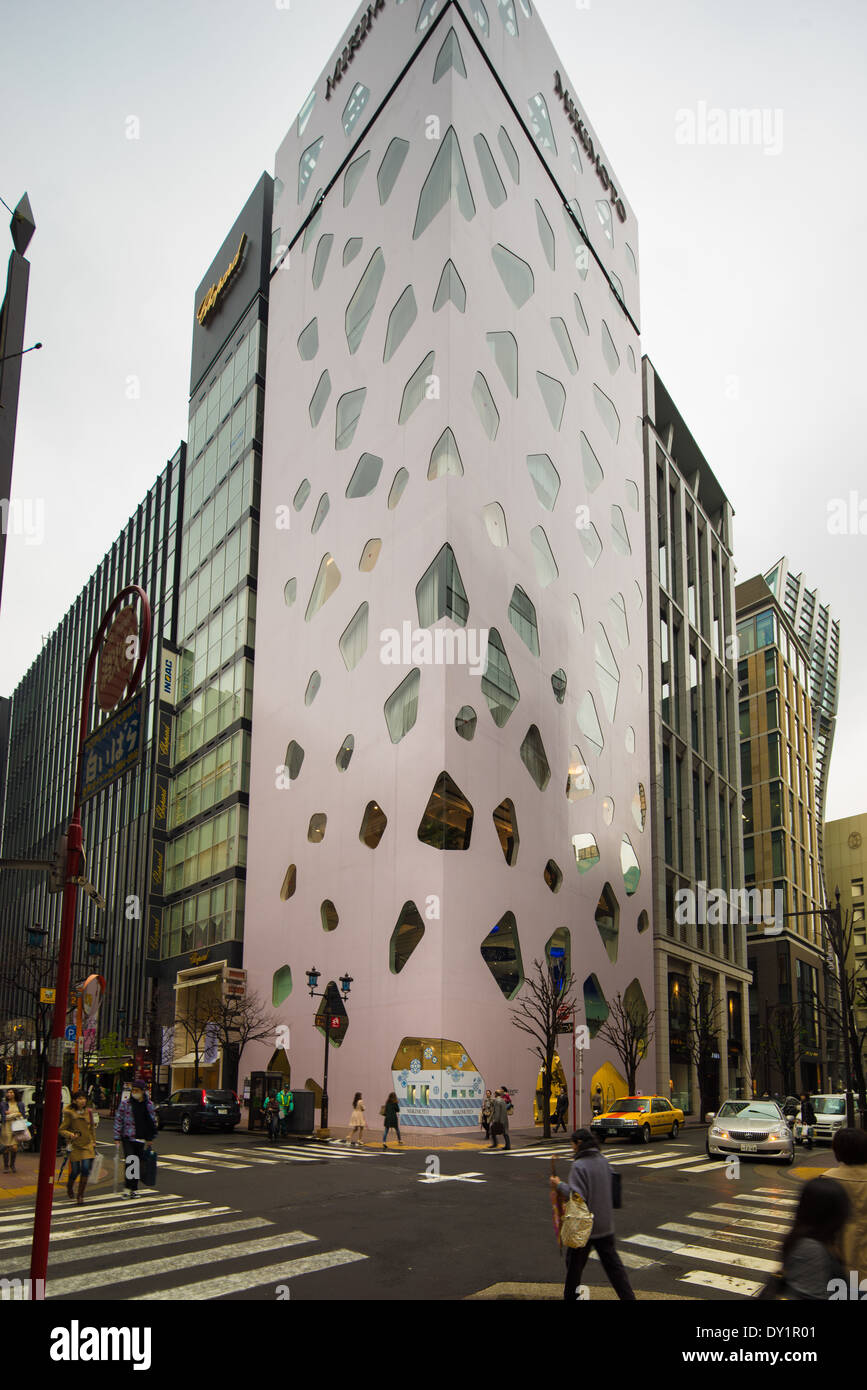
[344,1092,366,1147]
[828,1127,867,1281]
[1,1088,27,1171]
[59,1091,97,1204]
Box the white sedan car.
[706,1099,795,1165]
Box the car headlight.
[768,1131,787,1141]
[710,1126,723,1137]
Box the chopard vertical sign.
[196,233,248,326]
[325,0,386,100]
[553,72,627,224]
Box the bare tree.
[510,958,576,1139]
[203,989,278,1092]
[758,1003,809,1099]
[817,900,867,1127]
[0,943,86,1097]
[681,981,723,1116]
[174,996,215,1087]
[596,992,655,1096]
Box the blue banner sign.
[81,692,145,803]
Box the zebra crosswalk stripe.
[733,1192,797,1206]
[622,1232,780,1274]
[3,1219,270,1272]
[0,1206,237,1251]
[643,1155,711,1169]
[710,1201,792,1220]
[660,1221,781,1251]
[678,1161,728,1172]
[131,1247,368,1300]
[686,1209,789,1234]
[40,1230,319,1298]
[606,1151,681,1166]
[679,1271,765,1296]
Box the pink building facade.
[243,0,655,1132]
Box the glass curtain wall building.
[0,451,183,1049]
[642,359,749,1115]
[736,575,841,1094]
[763,558,840,892]
[148,176,273,1092]
[243,0,655,1129]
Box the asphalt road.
[0,1125,836,1303]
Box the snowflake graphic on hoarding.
[410,1059,421,1074]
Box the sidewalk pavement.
[0,1149,112,1201]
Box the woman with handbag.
[381,1092,402,1148]
[550,1129,635,1302]
[1,1088,28,1172]
[59,1090,97,1204]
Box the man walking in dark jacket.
[551,1129,635,1301]
[489,1091,511,1150]
[799,1093,817,1150]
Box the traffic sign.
[40,989,56,1004]
[64,1025,77,1042]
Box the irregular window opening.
[416,543,469,626]
[531,526,558,588]
[550,318,578,374]
[455,706,477,740]
[336,735,355,771]
[583,974,609,1037]
[383,286,418,363]
[299,137,324,202]
[309,371,331,427]
[305,555,341,622]
[481,629,519,726]
[527,93,556,151]
[388,468,410,509]
[429,427,464,480]
[279,865,297,902]
[498,127,519,182]
[551,669,567,704]
[413,127,476,240]
[304,671,321,706]
[566,745,593,801]
[339,602,369,671]
[482,502,508,547]
[472,372,500,440]
[544,860,563,893]
[378,137,410,204]
[285,741,304,781]
[433,259,466,313]
[312,233,334,289]
[346,453,383,499]
[336,388,367,450]
[384,668,420,743]
[493,798,519,865]
[342,83,370,136]
[621,836,641,895]
[390,902,425,974]
[486,332,518,397]
[577,691,603,754]
[535,201,555,269]
[527,454,560,511]
[595,883,619,964]
[474,133,507,208]
[308,813,327,843]
[537,372,566,431]
[297,319,319,361]
[344,151,371,207]
[491,244,534,308]
[272,967,293,1008]
[399,352,436,424]
[360,800,387,848]
[345,248,386,355]
[546,928,571,992]
[520,725,551,791]
[572,832,600,874]
[481,912,523,999]
[359,538,382,572]
[418,771,473,850]
[321,901,339,932]
[434,27,467,82]
[311,493,329,534]
[508,585,539,655]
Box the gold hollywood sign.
[196,233,248,326]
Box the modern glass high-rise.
[243,0,655,1128]
[0,450,183,1051]
[736,574,841,1093]
[643,359,749,1116]
[763,558,840,890]
[147,176,273,1091]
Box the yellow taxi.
[590,1095,684,1145]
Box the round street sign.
[97,607,139,712]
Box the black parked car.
[155,1088,241,1134]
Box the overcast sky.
[2,0,865,823]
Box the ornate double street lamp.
[306,968,353,1136]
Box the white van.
[809,1094,848,1144]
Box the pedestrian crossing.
[617,1185,797,1297]
[0,1188,367,1300]
[102,1137,400,1177]
[493,1141,729,1175]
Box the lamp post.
[306,969,353,1136]
[29,585,151,1298]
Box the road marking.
[622,1233,780,1273]
[42,1230,318,1297]
[161,1154,246,1170]
[132,1247,368,1300]
[589,1247,658,1270]
[678,1162,728,1173]
[3,1218,271,1272]
[710,1201,793,1220]
[733,1192,797,1206]
[679,1271,765,1296]
[417,1171,486,1184]
[754,1188,793,1196]
[643,1156,713,1169]
[687,1210,789,1234]
[0,1207,237,1251]
[607,1151,681,1166]
[660,1221,780,1251]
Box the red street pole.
[571,1006,577,1135]
[29,586,150,1297]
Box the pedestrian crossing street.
[499,1143,797,1298]
[0,1189,367,1300]
[96,1137,397,1176]
[496,1140,729,1175]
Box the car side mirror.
[705,1112,716,1123]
